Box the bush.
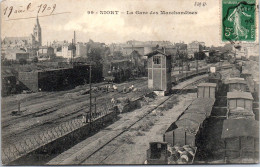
[19,58,27,65]
[32,57,38,63]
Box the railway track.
[2,65,233,164]
[77,75,208,164]
[2,79,148,143]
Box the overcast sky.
[1,0,223,46]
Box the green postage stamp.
[222,0,256,42]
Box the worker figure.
[82,115,86,123]
[123,86,126,93]
[129,85,134,91]
[113,85,118,91]
[111,98,117,106]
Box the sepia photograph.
[0,0,259,165]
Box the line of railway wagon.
[145,63,258,164]
[145,65,224,164]
[145,82,217,164]
[221,67,259,163]
[171,64,232,85]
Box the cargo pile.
[167,145,196,164]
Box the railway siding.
[48,74,208,165]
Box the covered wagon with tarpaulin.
[187,98,215,117]
[164,112,206,147]
[227,91,254,111]
[197,83,217,99]
[145,142,168,164]
[221,119,259,162]
[226,77,248,92]
[227,107,255,120]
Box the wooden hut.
[227,91,254,111]
[197,83,217,99]
[221,119,259,161]
[145,49,172,95]
[226,77,247,92]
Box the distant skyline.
[1,0,227,46]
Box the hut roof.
[221,119,259,139]
[227,91,253,100]
[144,49,170,57]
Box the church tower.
[33,15,42,47]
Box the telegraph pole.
[196,52,198,74]
[89,64,92,124]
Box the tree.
[87,48,103,65]
[194,52,206,60]
[19,58,27,65]
[113,51,124,60]
[32,57,38,63]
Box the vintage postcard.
[1,0,259,165]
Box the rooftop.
[144,49,170,57]
[197,83,217,87]
[225,77,247,84]
[227,91,253,100]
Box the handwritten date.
[3,3,56,18]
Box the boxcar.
[226,77,247,92]
[188,98,215,117]
[197,83,217,99]
[227,107,255,120]
[164,112,206,147]
[227,92,254,111]
[184,108,208,117]
[221,119,259,161]
[164,123,200,147]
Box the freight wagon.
[18,65,102,92]
[221,119,259,163]
[227,91,254,111]
[226,78,248,92]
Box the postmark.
[222,0,256,42]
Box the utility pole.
[196,52,198,74]
[71,39,74,67]
[89,64,92,124]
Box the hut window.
[153,56,161,64]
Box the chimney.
[74,31,76,44]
